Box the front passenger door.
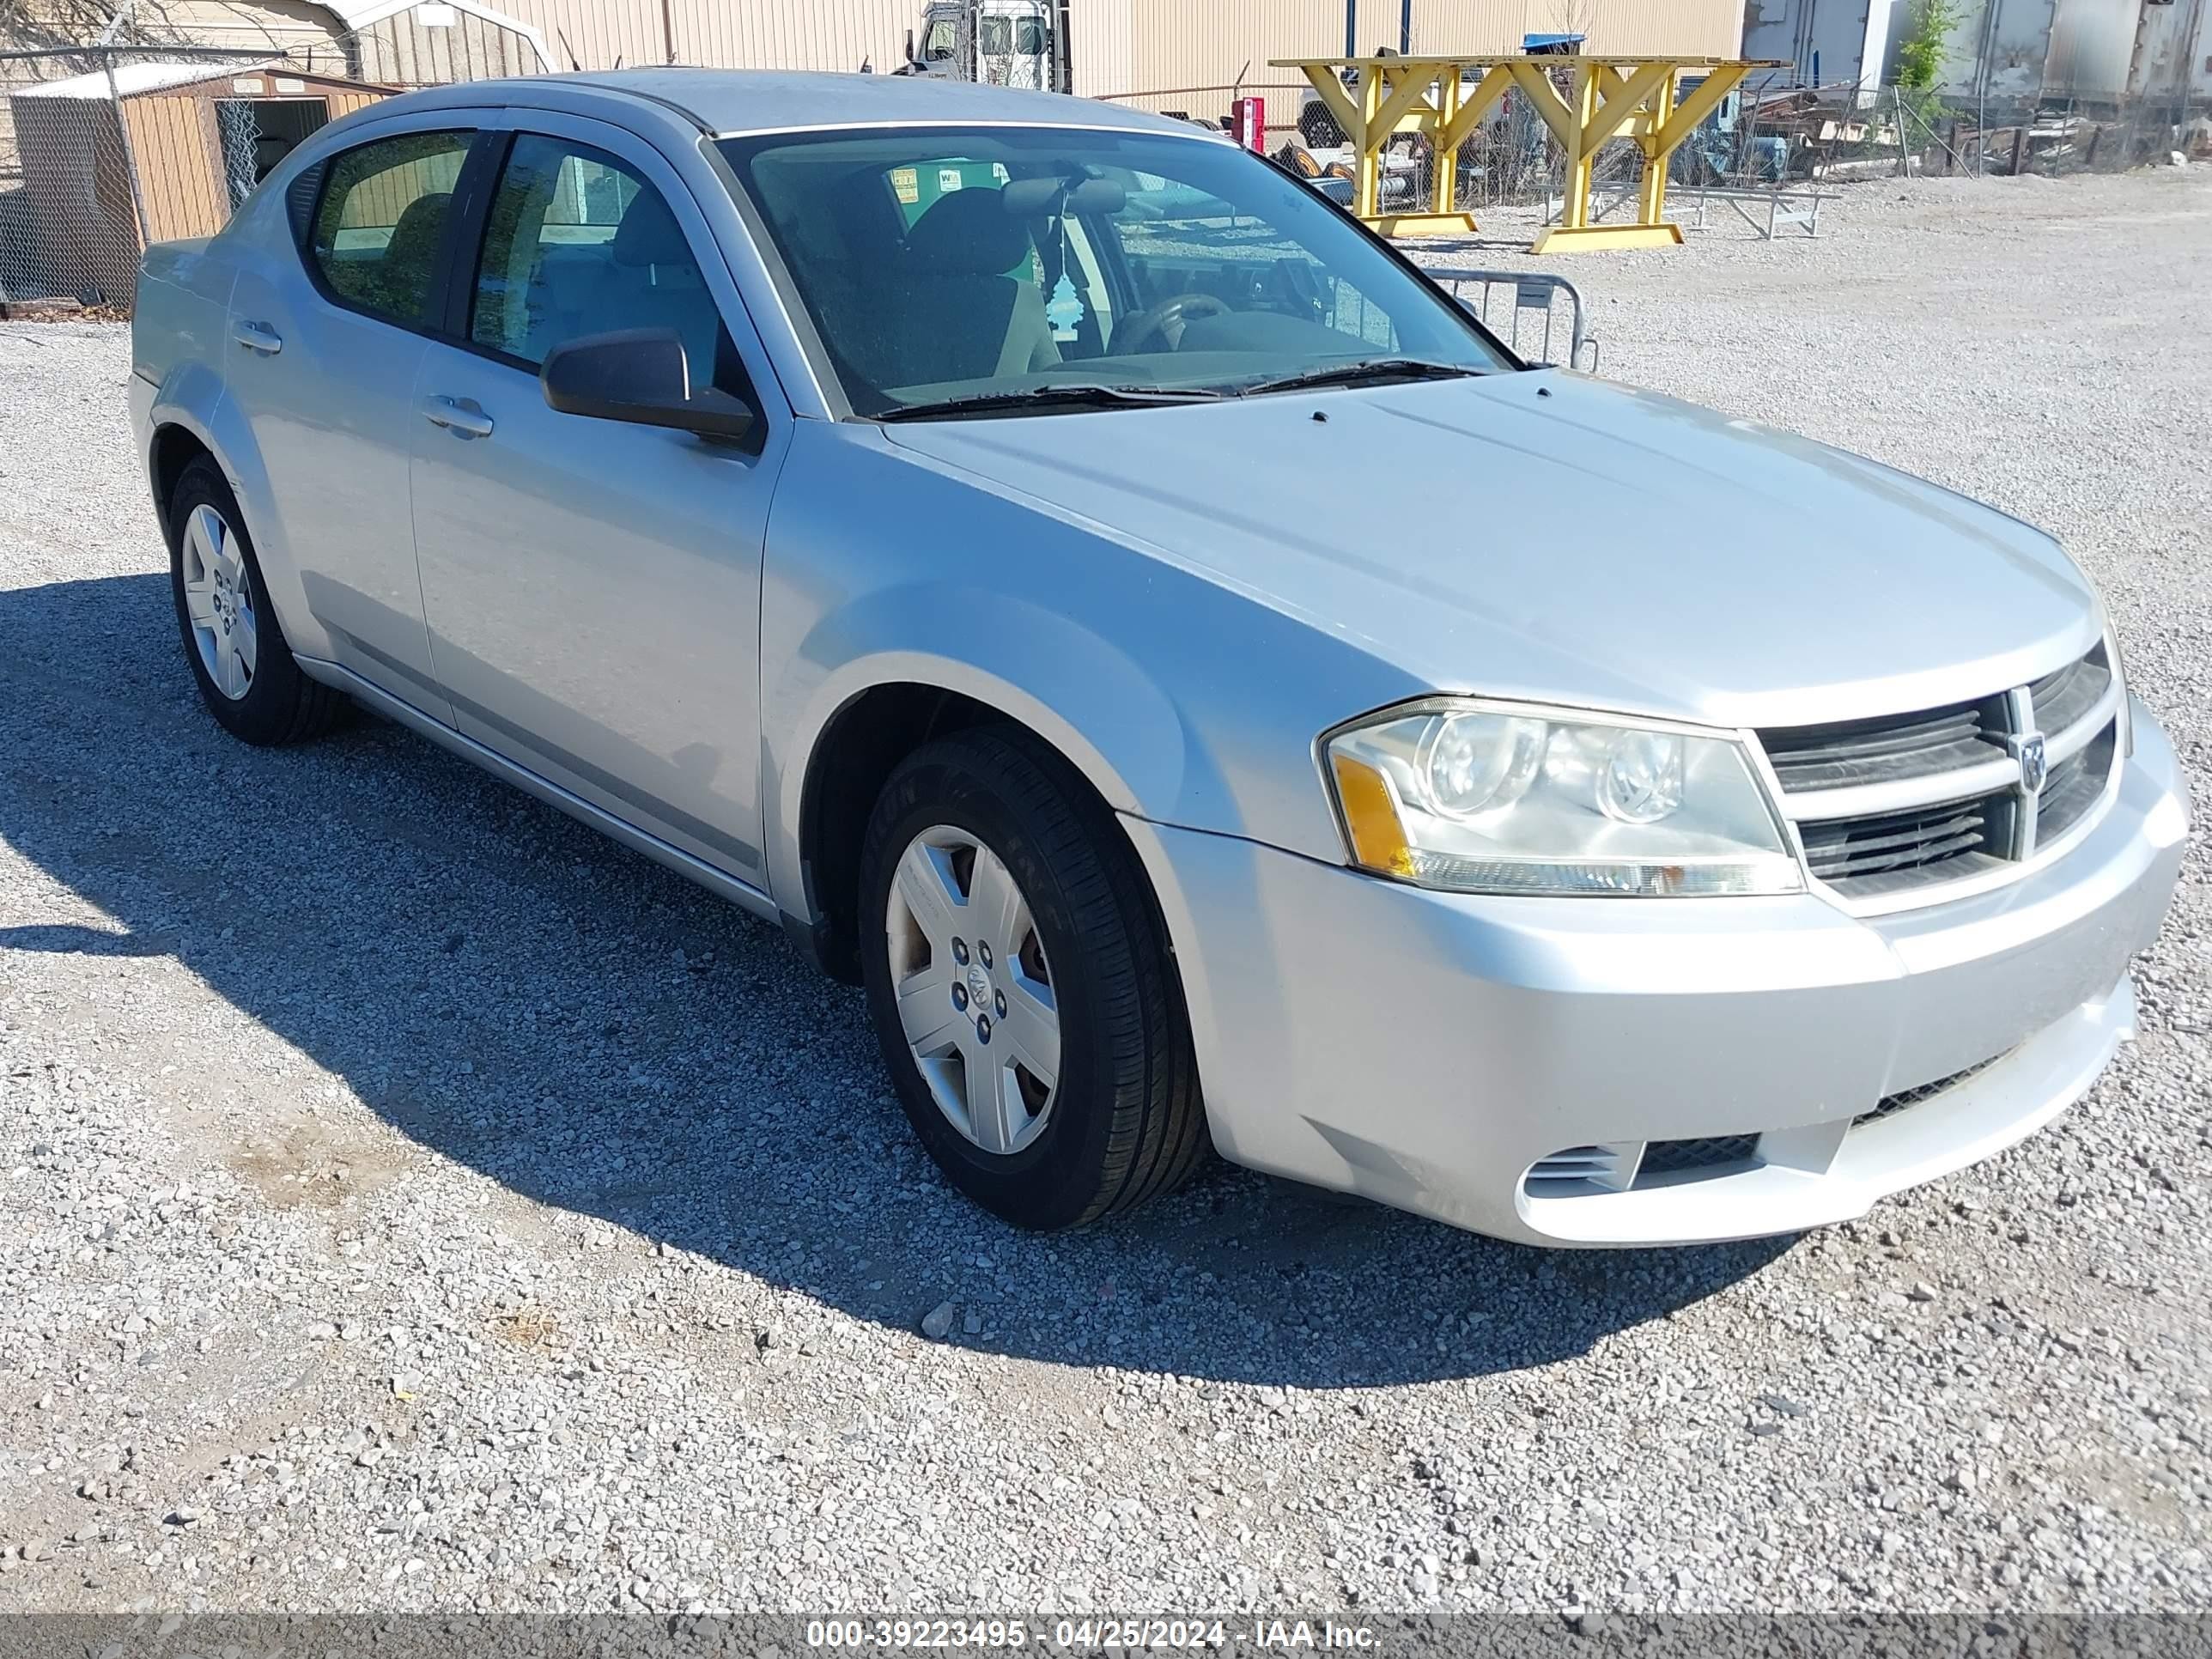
[409,123,787,888]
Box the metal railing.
[1422,267,1596,372]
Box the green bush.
[1894,0,1963,92]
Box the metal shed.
[313,0,556,87]
[6,60,389,305]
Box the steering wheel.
[1113,292,1230,355]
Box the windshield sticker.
[1046,273,1085,342]
[938,167,965,192]
[890,167,919,204]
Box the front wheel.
[858,728,1207,1230]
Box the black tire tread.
[861,726,1207,1228]
[980,726,1206,1222]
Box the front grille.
[1638,1134,1759,1176]
[1759,642,2119,904]
[2036,719,2118,846]
[1760,697,2006,794]
[1524,1135,1762,1197]
[1523,1145,1630,1195]
[1854,1052,2012,1127]
[1796,796,2008,882]
[2029,653,2111,735]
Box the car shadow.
[0,573,1792,1388]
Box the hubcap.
[180,504,257,701]
[886,824,1060,1156]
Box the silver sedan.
[130,70,2187,1246]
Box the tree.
[1894,0,1963,93]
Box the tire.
[167,456,344,745]
[859,727,1207,1230]
[1298,99,1346,150]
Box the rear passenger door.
[226,118,482,719]
[407,117,787,889]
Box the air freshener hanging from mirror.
[1044,195,1085,343]
[1046,273,1085,342]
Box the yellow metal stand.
[1271,53,1776,253]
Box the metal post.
[1345,0,1357,60]
[1976,0,2002,177]
[1353,62,1382,217]
[101,48,152,249]
[1637,69,1677,227]
[1400,0,1412,56]
[1434,67,1459,216]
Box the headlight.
[1322,699,1802,897]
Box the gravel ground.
[1,167,2207,1620]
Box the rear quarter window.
[307,130,472,329]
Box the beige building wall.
[495,0,918,74]
[0,0,344,56]
[674,0,921,75]
[496,0,664,70]
[348,8,543,83]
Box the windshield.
[715,125,1515,417]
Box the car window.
[888,156,1035,280]
[468,132,746,398]
[719,125,1511,416]
[308,130,471,329]
[1110,167,1395,348]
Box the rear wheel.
[167,457,343,745]
[858,728,1206,1230]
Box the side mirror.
[540,328,755,443]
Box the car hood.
[879,371,2100,728]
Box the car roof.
[381,68,1213,142]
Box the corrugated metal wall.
[121,93,228,244]
[2130,0,2212,98]
[497,0,1744,93]
[674,0,920,74]
[324,88,387,119]
[126,76,397,244]
[506,0,665,71]
[495,0,920,76]
[349,9,542,84]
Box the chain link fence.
[6,15,2207,319]
[0,42,362,313]
[1249,64,2212,234]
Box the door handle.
[231,319,283,355]
[422,395,495,440]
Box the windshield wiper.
[1234,359,1485,398]
[878,383,1224,422]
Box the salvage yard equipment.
[1271,52,1785,252]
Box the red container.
[1231,95,1266,152]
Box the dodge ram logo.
[2018,732,2048,793]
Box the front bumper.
[1124,697,2189,1247]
